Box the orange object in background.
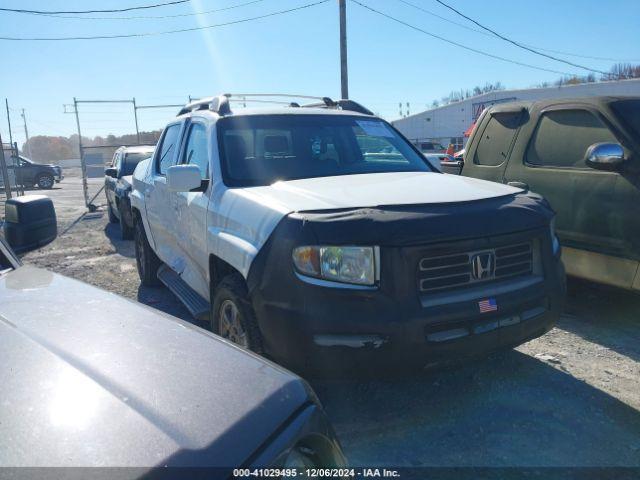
[464,122,476,137]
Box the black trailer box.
[4,195,57,254]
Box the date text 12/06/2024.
[233,468,400,478]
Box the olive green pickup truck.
[461,96,640,291]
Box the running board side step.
[157,265,210,322]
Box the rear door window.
[526,109,617,168]
[157,123,182,175]
[182,123,209,180]
[611,99,640,139]
[473,112,522,166]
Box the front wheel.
[134,220,161,286]
[119,204,134,240]
[211,274,263,353]
[107,203,118,223]
[36,174,54,189]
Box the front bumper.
[250,226,565,375]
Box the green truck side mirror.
[585,143,626,171]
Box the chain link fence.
[0,141,23,220]
[80,143,156,211]
[71,98,185,211]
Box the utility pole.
[72,98,90,210]
[21,109,32,158]
[0,131,12,200]
[339,0,349,99]
[5,99,13,146]
[132,98,141,145]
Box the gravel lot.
[22,175,640,467]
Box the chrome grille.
[418,242,533,293]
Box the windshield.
[611,99,640,139]
[218,115,430,187]
[122,152,152,176]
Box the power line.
[431,0,610,76]
[31,0,268,21]
[350,0,574,76]
[397,0,639,63]
[0,0,190,15]
[0,0,330,41]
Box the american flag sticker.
[478,298,498,313]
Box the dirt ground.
[22,175,640,467]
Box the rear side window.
[157,124,181,175]
[526,109,617,168]
[473,112,521,166]
[611,99,640,139]
[182,123,209,180]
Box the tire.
[134,219,161,286]
[36,174,54,189]
[107,203,118,223]
[119,204,134,240]
[211,273,264,353]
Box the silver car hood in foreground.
[0,265,309,467]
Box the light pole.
[21,109,32,159]
[5,99,13,147]
[339,0,349,99]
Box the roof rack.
[177,95,231,117]
[299,99,374,116]
[177,93,374,117]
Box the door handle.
[507,181,529,190]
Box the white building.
[392,78,640,151]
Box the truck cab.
[104,145,155,239]
[130,94,565,374]
[462,97,640,291]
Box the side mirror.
[166,164,203,192]
[585,143,626,171]
[105,167,118,178]
[4,195,57,254]
[424,155,443,173]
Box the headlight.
[292,246,376,286]
[550,218,560,255]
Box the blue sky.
[0,0,638,146]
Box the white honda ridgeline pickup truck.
[130,94,565,374]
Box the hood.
[244,172,520,213]
[0,266,310,467]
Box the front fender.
[130,188,156,250]
[207,187,290,280]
